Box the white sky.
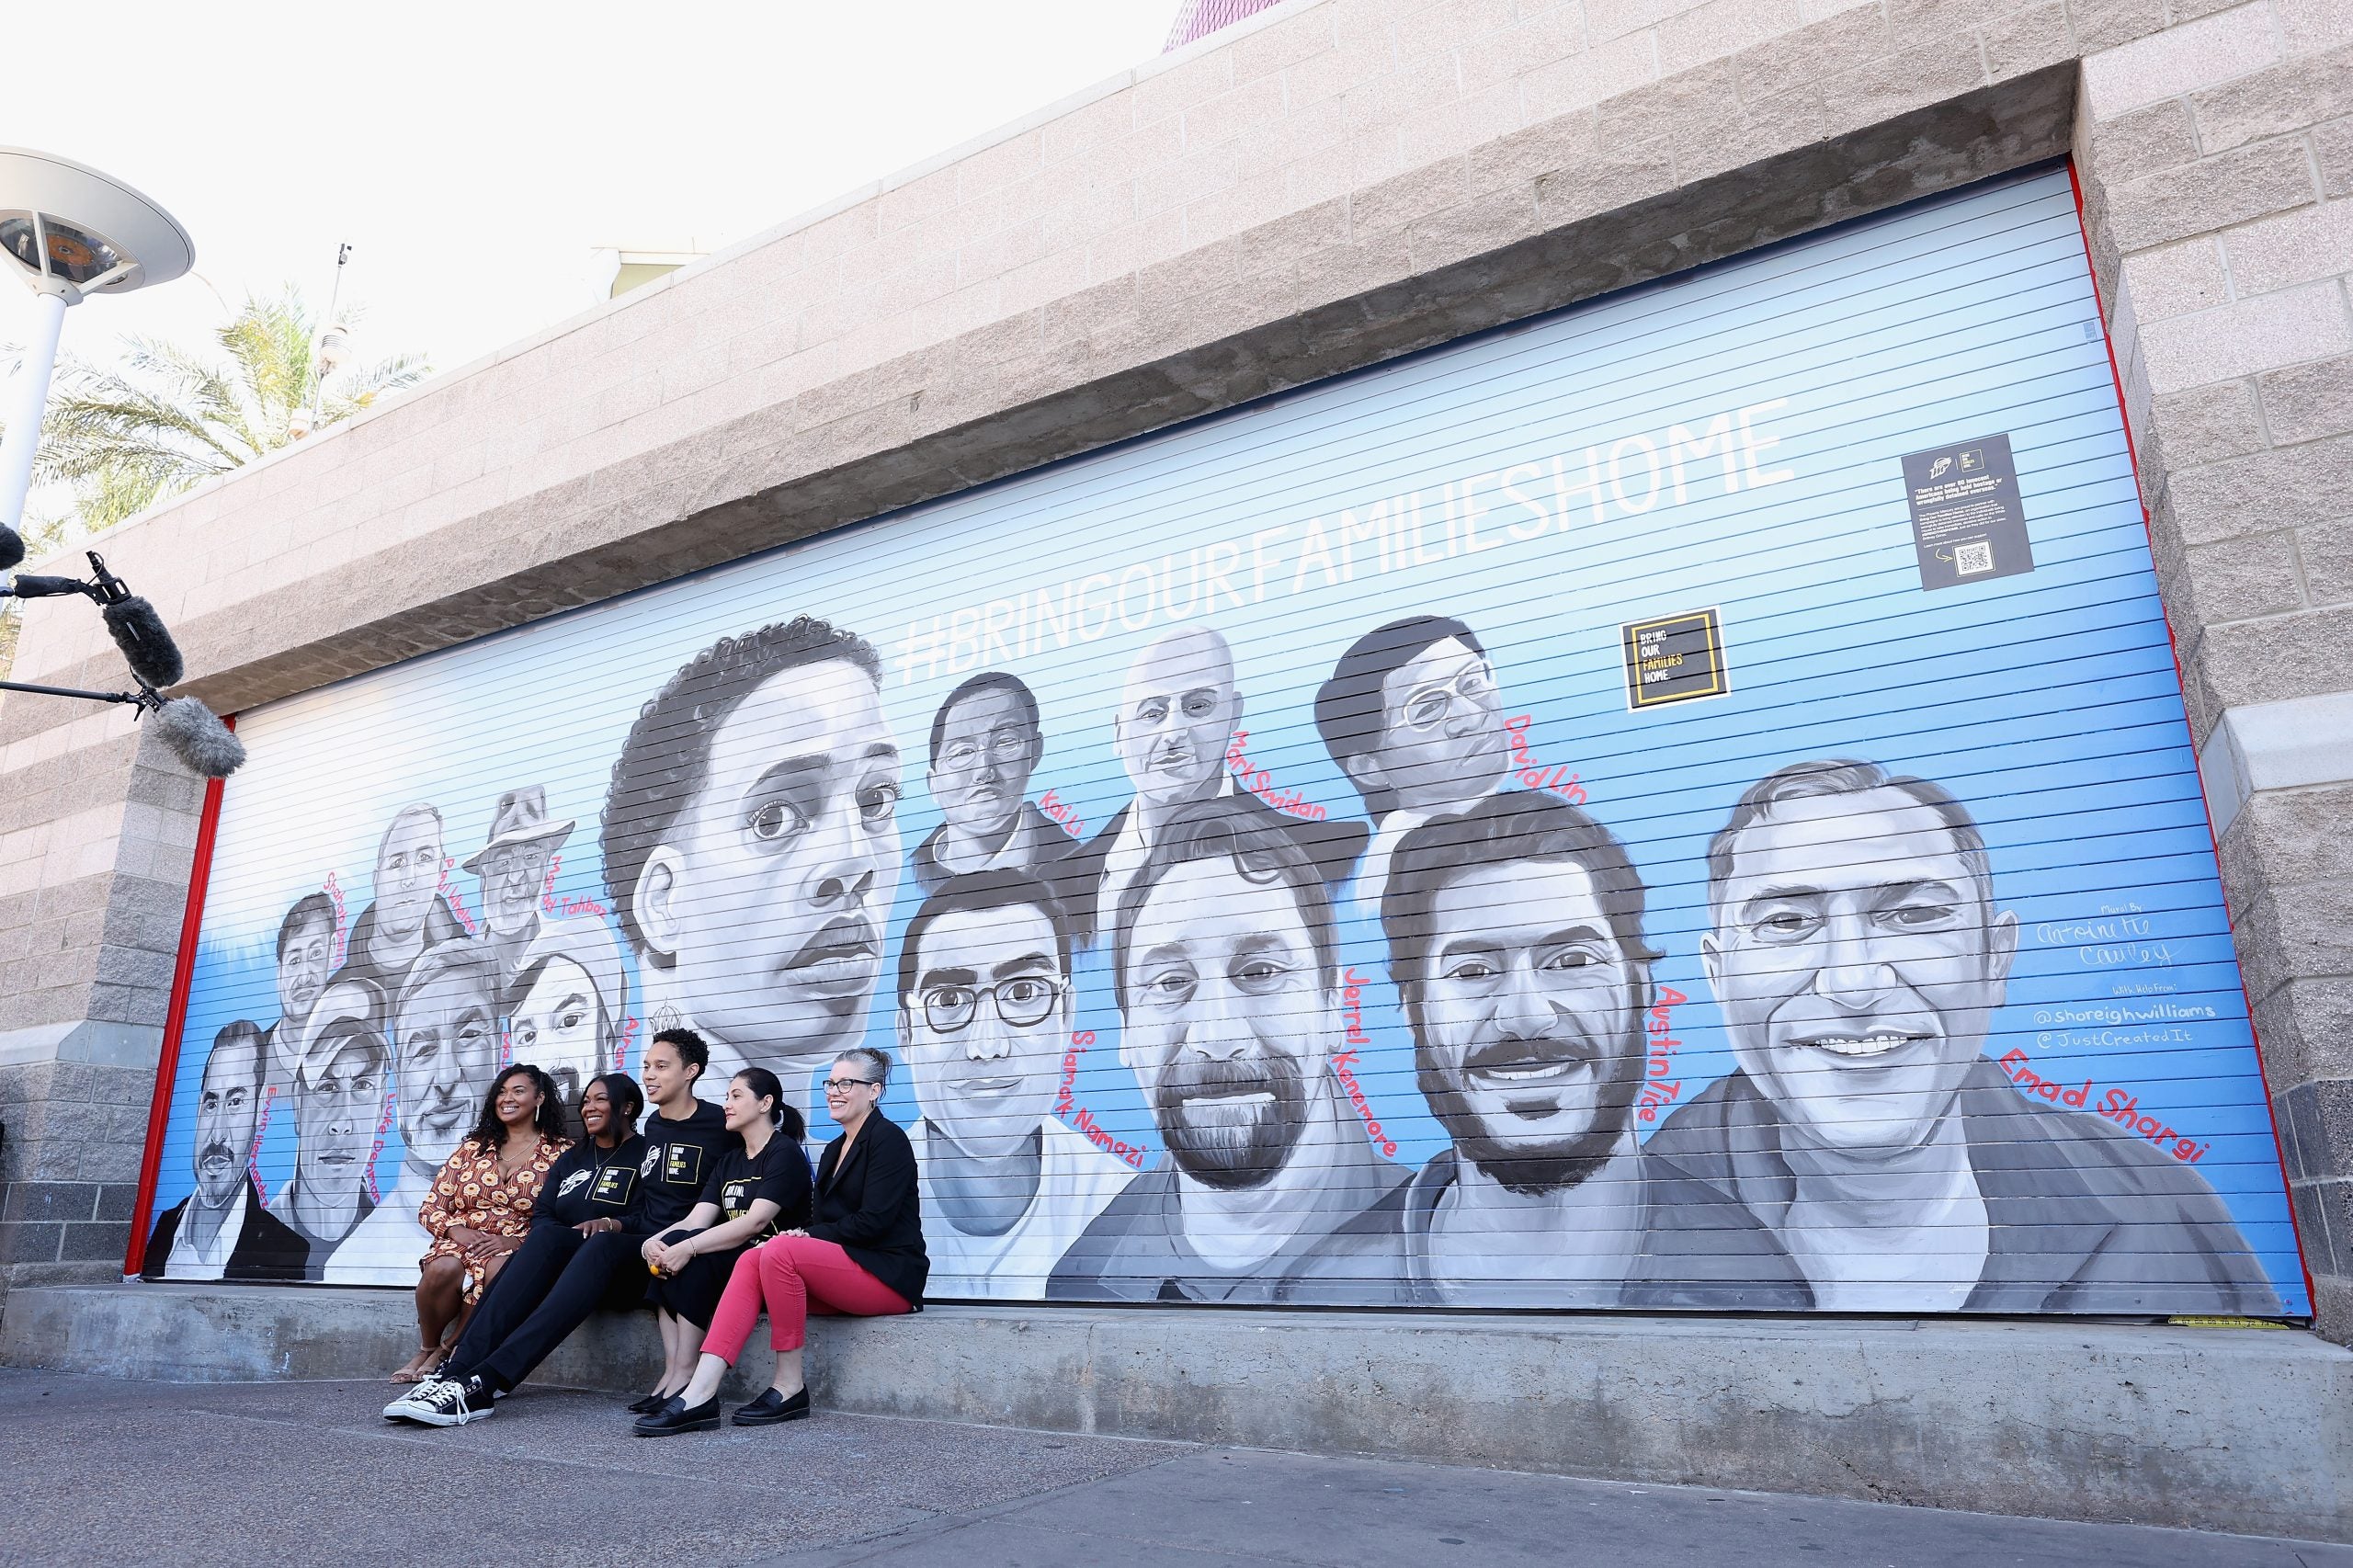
[3,0,1175,396]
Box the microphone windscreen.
[7,574,87,598]
[151,698,245,779]
[101,597,185,689]
[0,527,21,572]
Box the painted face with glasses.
[479,844,551,938]
[929,686,1038,846]
[900,902,1068,1157]
[1357,636,1509,814]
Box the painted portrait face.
[1702,787,2018,1162]
[930,686,1037,842]
[374,809,445,943]
[1120,856,1328,1191]
[393,962,498,1169]
[276,913,333,1028]
[479,842,551,937]
[1354,635,1507,815]
[293,1031,385,1216]
[508,955,605,1096]
[1114,629,1240,812]
[631,657,904,1062]
[903,903,1067,1157]
[1410,859,1643,1193]
[193,1035,264,1209]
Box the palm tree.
[0,287,426,676]
[28,286,428,535]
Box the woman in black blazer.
[634,1047,928,1435]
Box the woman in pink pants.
[634,1046,929,1434]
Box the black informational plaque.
[1621,608,1728,710]
[1902,433,2035,590]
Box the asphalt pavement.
[0,1368,2343,1568]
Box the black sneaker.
[409,1375,497,1427]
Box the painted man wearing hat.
[464,786,573,987]
[267,976,389,1274]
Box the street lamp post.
[0,149,239,778]
[0,145,196,564]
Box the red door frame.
[122,717,233,1278]
[2066,161,2316,1314]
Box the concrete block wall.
[2070,0,2353,1338]
[0,0,2342,1333]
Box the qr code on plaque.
[1955,540,1995,575]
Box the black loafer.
[626,1392,668,1415]
[632,1394,721,1437]
[732,1386,811,1426]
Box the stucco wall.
[1,0,2344,1331]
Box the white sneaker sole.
[406,1403,493,1428]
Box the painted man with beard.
[1279,792,1799,1308]
[144,1022,308,1281]
[267,978,386,1271]
[325,941,502,1286]
[1645,758,2279,1314]
[334,803,466,1026]
[1048,798,1404,1301]
[603,616,903,1131]
[1062,626,1364,939]
[910,672,1076,898]
[1313,616,1514,921]
[898,869,1133,1298]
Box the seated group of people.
[381,1028,927,1435]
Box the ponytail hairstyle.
[731,1066,805,1142]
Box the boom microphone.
[148,697,245,779]
[100,596,185,689]
[4,574,95,599]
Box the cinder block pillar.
[2075,5,2353,1343]
[0,710,208,1305]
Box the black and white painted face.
[393,965,497,1169]
[276,915,333,1027]
[929,687,1037,843]
[373,810,444,943]
[631,657,903,1063]
[479,842,551,937]
[1120,855,1328,1191]
[1702,788,2017,1163]
[903,903,1066,1158]
[294,1031,384,1211]
[1115,628,1240,812]
[1410,858,1643,1195]
[1362,636,1509,814]
[194,1037,264,1210]
[508,955,604,1087]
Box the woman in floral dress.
[391,1064,570,1382]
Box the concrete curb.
[6,1284,2346,1541]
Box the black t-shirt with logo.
[538,1134,648,1228]
[696,1133,814,1244]
[635,1101,732,1233]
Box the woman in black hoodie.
[634,1047,926,1434]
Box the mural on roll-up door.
[138,165,2306,1315]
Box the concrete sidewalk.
[0,1369,2346,1568]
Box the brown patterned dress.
[417,1133,569,1303]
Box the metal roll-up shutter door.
[143,163,2305,1317]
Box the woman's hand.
[574,1217,617,1237]
[654,1240,695,1275]
[779,1228,810,1239]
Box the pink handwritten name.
[1224,731,1328,822]
[1333,967,1398,1157]
[1637,984,1688,1124]
[1503,714,1586,802]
